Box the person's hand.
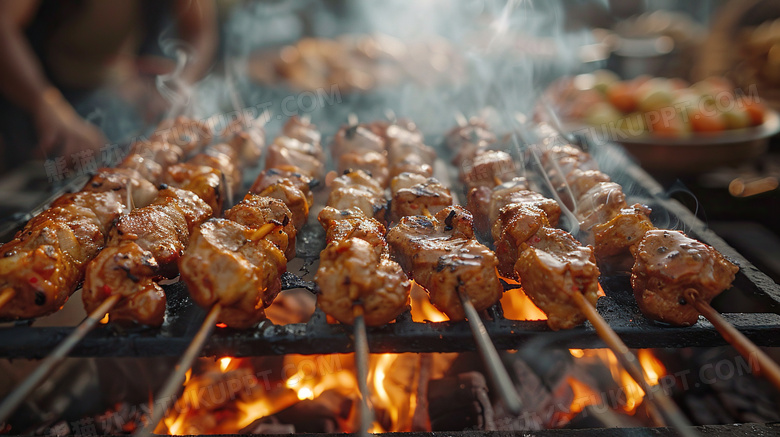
[32,88,107,161]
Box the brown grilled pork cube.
[84,241,166,326]
[461,150,518,190]
[387,138,434,167]
[106,188,212,277]
[282,115,322,146]
[390,173,453,221]
[315,237,410,326]
[265,137,324,180]
[387,206,503,321]
[332,124,385,158]
[225,195,297,260]
[250,169,314,231]
[251,168,313,205]
[327,170,387,222]
[631,230,738,326]
[189,151,241,195]
[337,151,390,188]
[387,138,435,178]
[164,163,225,214]
[492,204,549,278]
[489,179,561,228]
[180,219,287,329]
[83,167,158,209]
[566,169,611,200]
[575,182,627,230]
[466,185,493,238]
[592,203,654,270]
[369,119,423,145]
[445,119,496,152]
[120,153,163,183]
[129,139,185,170]
[318,207,388,258]
[514,227,600,331]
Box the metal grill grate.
[1,138,779,359]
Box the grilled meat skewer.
[383,118,523,413]
[179,116,320,328]
[373,120,503,322]
[315,120,412,326]
[0,114,219,320]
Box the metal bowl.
[598,109,780,175]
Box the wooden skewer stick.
[0,293,121,423]
[572,292,698,437]
[134,303,222,437]
[353,304,373,436]
[458,288,524,415]
[0,287,15,311]
[685,288,780,392]
[419,207,522,414]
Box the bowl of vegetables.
[542,71,780,174]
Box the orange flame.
[236,354,359,430]
[499,278,605,320]
[409,281,448,322]
[567,376,600,414]
[566,348,667,415]
[499,277,547,320]
[639,349,666,385]
[219,357,233,372]
[500,288,547,320]
[160,345,666,433]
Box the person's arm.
[175,0,217,85]
[0,0,105,159]
[0,0,50,113]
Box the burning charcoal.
[428,372,495,431]
[660,348,780,425]
[685,394,734,425]
[265,390,351,433]
[517,348,574,392]
[495,358,554,430]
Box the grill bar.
[5,423,779,437]
[1,280,779,358]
